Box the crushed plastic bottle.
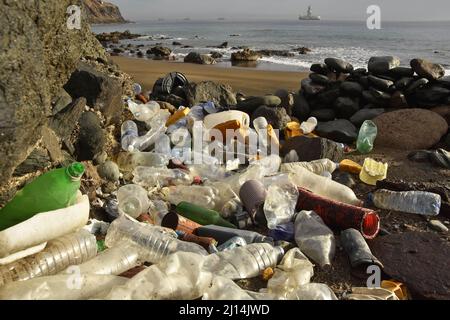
[371,189,441,216]
[127,99,160,122]
[133,167,193,188]
[281,159,338,176]
[116,152,170,172]
[216,236,247,251]
[286,283,338,300]
[195,225,273,245]
[357,120,378,154]
[263,182,299,230]
[162,185,219,209]
[117,185,150,219]
[121,120,139,152]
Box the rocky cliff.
[83,0,127,24]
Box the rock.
[210,52,223,59]
[50,97,86,142]
[217,42,228,49]
[445,133,450,149]
[437,76,450,89]
[231,48,261,61]
[369,89,392,106]
[275,89,294,110]
[64,63,123,125]
[316,88,341,105]
[166,94,187,108]
[93,151,108,165]
[137,51,144,58]
[295,47,312,54]
[405,78,429,94]
[147,46,172,58]
[185,81,237,107]
[332,172,356,189]
[76,112,106,161]
[184,52,216,65]
[172,41,182,46]
[310,109,336,122]
[13,148,52,176]
[395,77,414,90]
[157,101,177,114]
[340,81,363,97]
[292,93,311,120]
[41,126,64,163]
[414,86,450,104]
[309,73,331,86]
[51,89,73,115]
[388,67,414,78]
[310,63,330,75]
[256,50,294,58]
[316,119,357,144]
[351,68,368,76]
[97,161,120,182]
[350,108,385,126]
[301,78,325,96]
[324,58,354,73]
[334,97,360,119]
[430,106,450,125]
[368,56,401,74]
[410,58,446,80]
[389,91,408,108]
[429,220,448,233]
[281,136,344,162]
[251,106,291,130]
[373,109,448,150]
[368,75,394,91]
[237,96,282,113]
[84,0,127,24]
[369,232,450,300]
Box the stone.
[97,161,120,182]
[430,106,450,125]
[76,112,106,161]
[368,75,394,91]
[93,151,108,165]
[316,119,358,144]
[350,108,385,127]
[64,63,123,125]
[309,73,331,86]
[301,78,325,96]
[50,97,86,142]
[210,52,223,59]
[84,0,127,24]
[369,89,392,106]
[310,109,336,122]
[13,148,52,176]
[251,106,291,130]
[185,81,237,107]
[373,109,448,150]
[184,52,216,65]
[316,88,341,105]
[256,50,295,58]
[172,41,182,46]
[429,220,448,233]
[445,133,450,149]
[231,48,261,61]
[51,89,73,115]
[281,136,344,162]
[334,97,360,119]
[166,94,186,108]
[310,63,331,75]
[292,93,311,121]
[147,46,172,57]
[367,56,401,74]
[369,232,450,300]
[394,77,414,90]
[332,172,356,189]
[414,86,450,104]
[388,67,414,78]
[157,101,177,114]
[41,126,63,163]
[405,78,429,94]
[437,76,450,89]
[275,89,294,111]
[237,95,282,113]
[324,58,354,73]
[340,81,363,97]
[410,58,446,80]
[389,91,408,108]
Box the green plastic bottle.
[357,120,378,154]
[176,202,237,229]
[0,162,85,231]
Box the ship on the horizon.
[299,6,321,20]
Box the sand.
[111,56,308,96]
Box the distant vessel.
[218,17,226,21]
[184,18,191,21]
[299,6,321,20]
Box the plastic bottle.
[166,107,190,127]
[195,225,273,245]
[281,159,338,176]
[105,216,208,264]
[284,165,362,206]
[175,230,218,251]
[127,100,160,122]
[121,120,139,152]
[264,182,299,230]
[357,120,378,154]
[155,134,172,155]
[204,110,250,131]
[61,245,140,276]
[116,152,170,172]
[133,167,193,188]
[0,230,97,286]
[117,185,150,219]
[216,236,247,252]
[162,185,219,209]
[176,202,237,229]
[300,117,318,135]
[253,117,271,147]
[202,243,284,280]
[0,162,85,231]
[133,123,167,152]
[371,189,441,216]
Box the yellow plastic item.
[360,158,388,186]
[262,267,274,281]
[381,280,409,300]
[340,159,363,174]
[165,107,190,127]
[211,120,242,144]
[267,124,280,148]
[285,122,302,139]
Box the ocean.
[92,19,450,73]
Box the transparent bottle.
[196,225,273,245]
[116,152,170,172]
[121,120,139,152]
[105,216,208,264]
[371,189,441,216]
[162,185,219,209]
[281,159,338,176]
[133,124,167,152]
[216,236,247,252]
[202,243,284,280]
[0,230,97,286]
[133,167,193,188]
[127,100,160,122]
[357,120,378,154]
[155,134,172,155]
[117,184,150,218]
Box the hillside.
[83,0,127,24]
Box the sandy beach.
[111,56,308,96]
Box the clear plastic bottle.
[127,100,160,122]
[216,236,247,252]
[61,245,140,276]
[195,225,273,245]
[116,152,170,172]
[133,167,193,188]
[162,185,219,209]
[155,134,172,155]
[105,216,208,264]
[121,120,139,152]
[281,159,338,176]
[133,124,167,152]
[202,243,284,280]
[0,230,97,286]
[371,189,441,216]
[264,182,299,230]
[357,120,378,154]
[117,184,150,218]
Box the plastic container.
[371,189,441,216]
[117,185,150,219]
[296,187,380,239]
[0,230,97,286]
[339,159,362,174]
[116,152,170,172]
[203,243,284,280]
[176,230,217,251]
[268,222,295,242]
[162,185,219,209]
[105,216,208,264]
[0,162,85,231]
[133,167,193,188]
[284,165,362,206]
[281,159,338,177]
[357,120,378,154]
[253,117,280,148]
[121,120,139,152]
[216,236,247,252]
[204,110,250,131]
[264,182,299,230]
[155,134,172,155]
[127,100,160,122]
[195,225,273,245]
[132,123,167,152]
[176,202,237,229]
[166,107,190,127]
[300,117,318,134]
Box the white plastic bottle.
[121,120,139,152]
[372,189,441,216]
[127,100,160,122]
[162,185,219,209]
[117,184,150,218]
[300,117,318,134]
[133,167,193,188]
[116,152,170,172]
[281,159,338,176]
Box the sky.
[109,0,450,21]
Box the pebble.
[97,161,120,182]
[429,220,449,233]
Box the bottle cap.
[67,162,85,181]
